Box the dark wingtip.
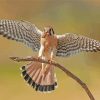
[0,28,4,35]
[7,36,11,39]
[97,47,100,51]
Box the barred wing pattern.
[0,19,43,51]
[56,33,100,57]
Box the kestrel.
[0,19,100,92]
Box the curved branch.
[10,56,95,100]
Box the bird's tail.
[20,61,57,92]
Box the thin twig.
[10,56,95,100]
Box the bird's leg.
[48,49,56,64]
[41,62,46,74]
[38,43,44,58]
[38,43,46,75]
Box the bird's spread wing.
[0,19,43,51]
[56,33,100,57]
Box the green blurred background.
[0,0,100,100]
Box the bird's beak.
[42,32,49,38]
[46,32,50,35]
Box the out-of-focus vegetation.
[0,0,100,100]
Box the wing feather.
[56,33,100,57]
[0,19,43,51]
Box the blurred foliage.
[0,0,100,100]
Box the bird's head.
[42,26,55,38]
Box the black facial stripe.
[49,29,52,35]
[49,28,54,35]
[51,28,54,34]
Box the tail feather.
[20,61,57,92]
[27,77,33,85]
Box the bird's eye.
[44,27,54,36]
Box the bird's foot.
[48,59,55,64]
[37,56,42,60]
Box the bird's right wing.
[0,19,43,51]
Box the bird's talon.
[48,59,54,64]
[37,56,41,60]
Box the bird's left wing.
[56,33,100,57]
[0,19,43,51]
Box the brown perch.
[10,56,95,100]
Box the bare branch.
[10,56,95,100]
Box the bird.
[0,19,100,92]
